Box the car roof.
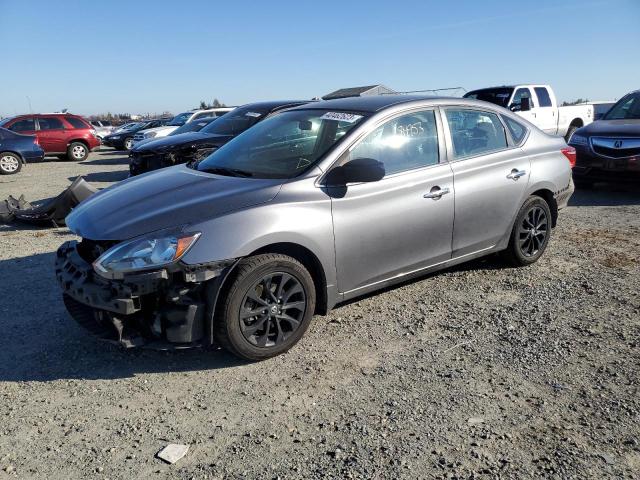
[236,100,313,112]
[287,95,482,113]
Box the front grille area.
[76,238,119,264]
[591,137,640,159]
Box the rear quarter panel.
[522,131,572,202]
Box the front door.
[6,116,36,136]
[443,108,530,256]
[510,87,538,127]
[329,109,455,295]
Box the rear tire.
[214,254,316,361]
[502,196,552,266]
[67,142,88,161]
[565,125,578,143]
[0,152,22,175]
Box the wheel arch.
[569,118,584,128]
[67,138,89,149]
[0,150,26,164]
[248,242,329,315]
[530,188,558,227]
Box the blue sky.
[1,0,638,117]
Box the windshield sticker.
[245,112,262,118]
[321,112,363,123]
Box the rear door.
[329,109,454,295]
[442,108,530,257]
[532,87,557,134]
[36,116,67,153]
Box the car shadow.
[335,255,508,310]
[81,155,130,166]
[68,170,129,183]
[0,251,247,382]
[569,183,640,207]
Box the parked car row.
[56,94,576,360]
[0,113,100,164]
[463,84,594,141]
[129,101,307,175]
[569,89,640,186]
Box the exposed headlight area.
[93,232,201,279]
[569,133,588,146]
[110,135,121,140]
[144,132,157,139]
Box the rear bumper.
[23,147,45,163]
[55,241,230,348]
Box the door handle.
[423,186,450,199]
[507,169,527,180]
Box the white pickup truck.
[464,84,593,141]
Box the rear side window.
[66,117,90,129]
[502,116,528,144]
[534,87,553,107]
[348,110,439,176]
[38,117,65,130]
[445,109,508,159]
[9,118,35,132]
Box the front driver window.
[445,109,508,159]
[347,110,439,176]
[510,88,534,110]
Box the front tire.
[0,152,22,175]
[123,137,134,150]
[502,196,552,266]
[214,254,316,361]
[67,142,88,161]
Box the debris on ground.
[156,444,189,464]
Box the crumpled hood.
[132,132,233,153]
[580,119,640,136]
[66,165,283,240]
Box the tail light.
[561,146,576,168]
[33,136,40,146]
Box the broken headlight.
[93,232,201,279]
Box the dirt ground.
[0,151,638,479]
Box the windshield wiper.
[201,166,254,177]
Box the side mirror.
[520,97,531,112]
[510,104,520,112]
[325,158,385,185]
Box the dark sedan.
[569,90,640,187]
[0,127,45,174]
[129,100,311,176]
[102,119,171,151]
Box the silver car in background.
[56,96,574,360]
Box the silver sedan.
[57,95,575,360]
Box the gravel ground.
[0,151,639,479]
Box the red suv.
[0,113,101,161]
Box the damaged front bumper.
[55,241,232,349]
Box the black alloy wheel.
[213,253,316,361]
[503,195,552,266]
[518,205,548,257]
[239,272,306,347]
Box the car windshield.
[195,109,368,179]
[170,117,216,135]
[0,118,12,127]
[464,88,514,108]
[200,106,270,136]
[168,112,191,126]
[604,92,640,120]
